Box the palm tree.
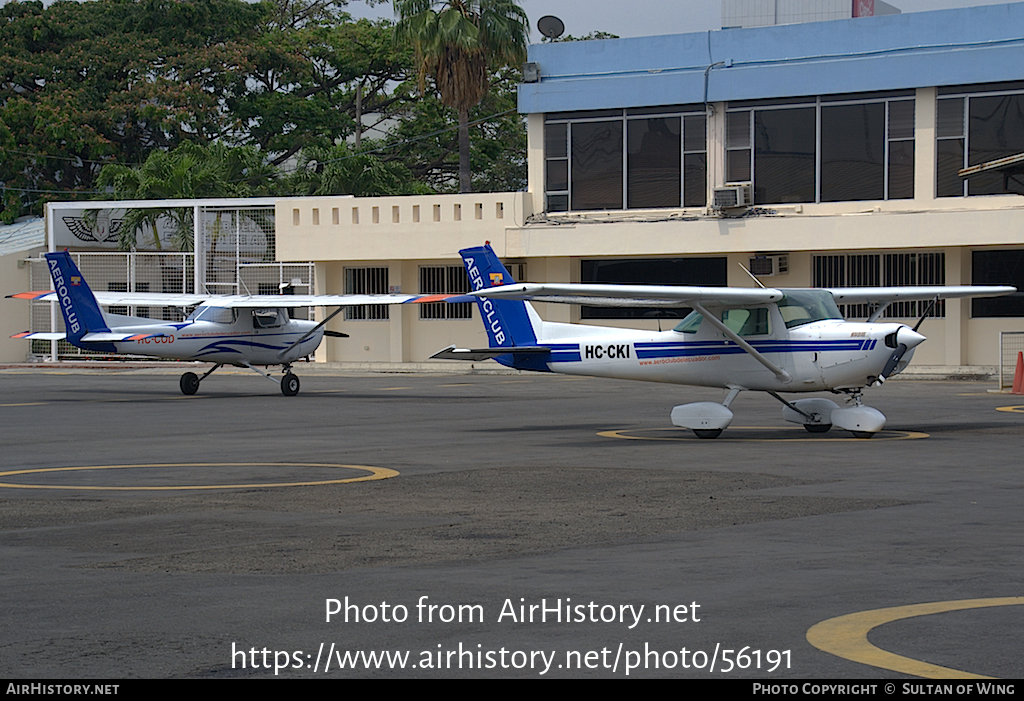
[95,141,277,251]
[394,0,528,193]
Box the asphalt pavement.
[0,367,1021,678]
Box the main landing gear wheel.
[851,431,874,439]
[281,373,300,396]
[180,372,200,395]
[693,429,723,439]
[804,423,832,433]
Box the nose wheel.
[281,372,300,396]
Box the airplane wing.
[472,283,1016,307]
[824,286,1016,303]
[9,290,211,306]
[8,291,462,307]
[470,283,783,307]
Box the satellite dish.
[537,15,565,39]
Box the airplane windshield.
[777,290,844,328]
[673,310,703,334]
[186,306,237,324]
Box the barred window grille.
[813,252,945,319]
[344,267,389,320]
[419,266,472,320]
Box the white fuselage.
[98,306,323,366]
[534,317,910,393]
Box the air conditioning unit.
[713,183,752,209]
[748,255,789,277]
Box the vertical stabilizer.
[45,251,111,347]
[459,244,546,370]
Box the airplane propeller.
[877,326,926,383]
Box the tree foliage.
[0,0,529,223]
[394,0,528,192]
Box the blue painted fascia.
[519,2,1024,113]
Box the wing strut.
[277,306,347,359]
[692,302,792,383]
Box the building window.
[727,92,915,204]
[813,252,944,319]
[580,257,727,319]
[545,107,707,212]
[419,266,472,320]
[344,267,389,320]
[937,83,1024,197]
[972,250,1024,316]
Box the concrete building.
[11,4,1024,376]
[277,3,1024,376]
[722,0,900,29]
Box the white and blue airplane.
[9,251,457,396]
[434,244,1016,438]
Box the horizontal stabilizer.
[80,331,171,342]
[11,331,66,340]
[430,345,551,361]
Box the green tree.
[394,0,528,193]
[0,0,267,217]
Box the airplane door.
[251,308,287,363]
[721,306,792,386]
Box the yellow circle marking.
[996,405,1024,413]
[808,597,1024,678]
[0,463,398,491]
[598,427,929,442]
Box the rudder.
[44,251,111,347]
[459,244,539,350]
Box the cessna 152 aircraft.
[434,244,1016,438]
[9,251,455,396]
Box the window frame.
[544,107,707,213]
[726,92,915,204]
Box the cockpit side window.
[187,306,237,324]
[253,308,286,329]
[722,307,771,336]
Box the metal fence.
[28,252,194,358]
[238,261,316,320]
[999,331,1024,389]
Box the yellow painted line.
[0,402,48,407]
[807,597,1024,678]
[598,427,929,442]
[0,463,398,491]
[379,386,412,391]
[996,405,1024,413]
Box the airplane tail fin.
[458,244,547,370]
[44,251,111,346]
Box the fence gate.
[999,331,1024,388]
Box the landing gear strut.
[179,364,222,395]
[241,362,302,396]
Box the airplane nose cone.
[898,326,927,350]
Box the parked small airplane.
[9,251,455,396]
[434,244,1016,438]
